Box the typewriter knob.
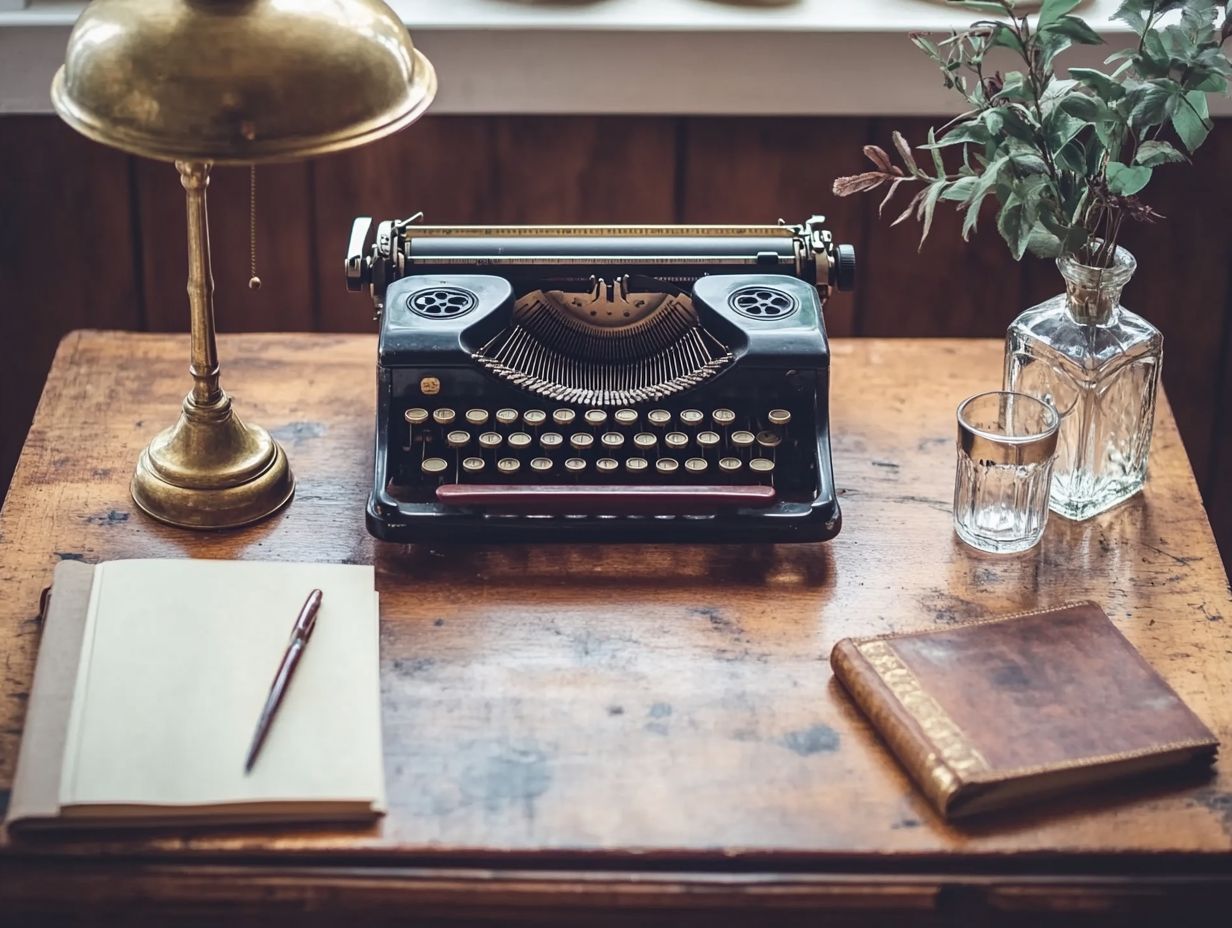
[833,244,857,292]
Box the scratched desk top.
[1,332,1229,865]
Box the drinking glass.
[954,391,1059,554]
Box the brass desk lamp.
[51,0,436,528]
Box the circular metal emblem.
[407,286,477,319]
[729,286,798,320]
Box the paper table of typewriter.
[346,216,855,542]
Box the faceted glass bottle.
[1003,247,1162,521]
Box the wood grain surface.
[0,333,1229,922]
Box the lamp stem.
[177,160,221,406]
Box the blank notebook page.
[61,559,382,811]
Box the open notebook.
[7,559,384,831]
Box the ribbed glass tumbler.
[953,391,1060,554]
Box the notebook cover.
[830,602,1219,819]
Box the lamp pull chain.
[247,164,261,290]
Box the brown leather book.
[831,602,1219,819]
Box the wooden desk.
[2,332,1230,926]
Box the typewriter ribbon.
[346,216,855,543]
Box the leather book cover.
[831,602,1219,819]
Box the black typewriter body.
[346,217,855,543]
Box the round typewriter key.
[432,408,456,426]
[564,457,587,473]
[508,432,533,450]
[478,431,502,450]
[601,431,625,450]
[497,457,521,474]
[584,408,608,427]
[464,408,489,427]
[718,456,743,474]
[655,457,680,474]
[626,457,649,474]
[446,430,470,449]
[614,408,638,427]
[540,431,563,450]
[404,407,429,426]
[462,456,485,474]
[523,409,547,428]
[570,432,595,451]
[680,409,704,427]
[696,430,720,450]
[647,409,671,428]
[712,408,736,427]
[685,457,708,474]
[421,457,449,475]
[756,430,782,448]
[633,432,657,451]
[596,457,619,474]
[731,430,756,450]
[749,458,775,474]
[665,431,688,451]
[768,409,792,427]
[530,457,554,473]
[495,408,519,426]
[552,408,576,427]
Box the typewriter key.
[712,408,736,427]
[422,457,449,475]
[508,432,533,450]
[633,432,657,451]
[523,409,547,428]
[614,408,638,427]
[685,457,708,474]
[768,409,792,427]
[496,408,519,426]
[601,431,625,450]
[756,430,782,448]
[656,457,679,474]
[731,430,755,450]
[478,431,502,450]
[749,458,775,474]
[696,430,720,450]
[647,409,671,428]
[665,431,688,451]
[584,409,608,427]
[432,408,456,426]
[446,430,470,449]
[718,456,743,474]
[465,408,489,427]
[596,457,619,474]
[404,407,430,426]
[462,456,485,474]
[680,409,704,427]
[540,431,564,450]
[497,457,521,474]
[626,457,649,474]
[570,432,595,451]
[552,408,576,427]
[530,457,553,473]
[564,457,587,474]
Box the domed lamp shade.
[51,0,436,528]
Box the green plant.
[832,0,1232,267]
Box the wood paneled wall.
[2,114,1230,567]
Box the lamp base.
[131,390,295,529]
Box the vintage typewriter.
[345,215,855,543]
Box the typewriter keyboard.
[392,404,813,511]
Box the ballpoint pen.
[244,588,323,773]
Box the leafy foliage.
[832,0,1232,266]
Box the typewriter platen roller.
[347,216,855,543]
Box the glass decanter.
[1003,246,1162,521]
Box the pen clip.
[292,588,324,641]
